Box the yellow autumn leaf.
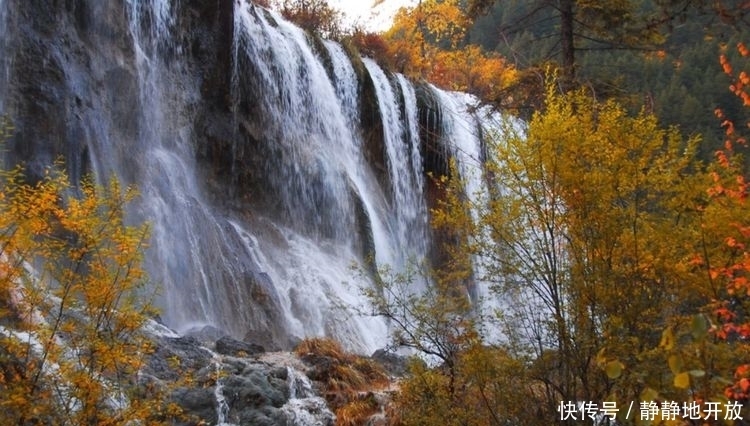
[674,372,690,389]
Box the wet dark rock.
[139,326,340,425]
[299,353,336,383]
[183,324,226,345]
[215,335,266,357]
[146,336,213,382]
[171,387,218,425]
[371,348,409,377]
[224,371,287,408]
[234,407,288,426]
[270,366,289,381]
[415,82,449,178]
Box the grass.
[294,337,391,425]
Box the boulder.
[371,348,409,377]
[215,335,265,357]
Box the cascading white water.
[282,367,334,426]
[433,89,486,205]
[396,74,429,257]
[213,357,232,426]
[109,0,385,352]
[121,0,245,333]
[362,59,430,266]
[0,0,510,355]
[323,40,360,129]
[432,88,516,342]
[286,366,314,399]
[320,40,400,271]
[234,6,357,239]
[119,0,477,352]
[229,4,401,352]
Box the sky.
[327,0,418,32]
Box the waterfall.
[233,5,357,240]
[433,89,516,342]
[434,90,486,205]
[119,0,252,339]
[282,367,334,426]
[230,3,397,352]
[396,74,429,256]
[0,0,504,354]
[362,59,430,266]
[213,358,232,426]
[286,366,314,399]
[323,40,360,129]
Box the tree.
[361,257,537,425]
[274,0,344,39]
[363,76,725,424]
[384,0,470,75]
[393,343,533,426]
[701,42,750,406]
[466,0,748,86]
[382,0,518,101]
[0,164,178,424]
[588,43,750,421]
[468,82,712,421]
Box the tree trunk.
[559,0,575,86]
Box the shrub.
[0,164,177,424]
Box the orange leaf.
[723,120,736,135]
[689,254,704,266]
[736,364,750,378]
[726,387,735,398]
[736,276,750,288]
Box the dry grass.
[295,337,392,425]
[295,336,348,360]
[336,394,380,426]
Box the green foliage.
[465,0,750,164]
